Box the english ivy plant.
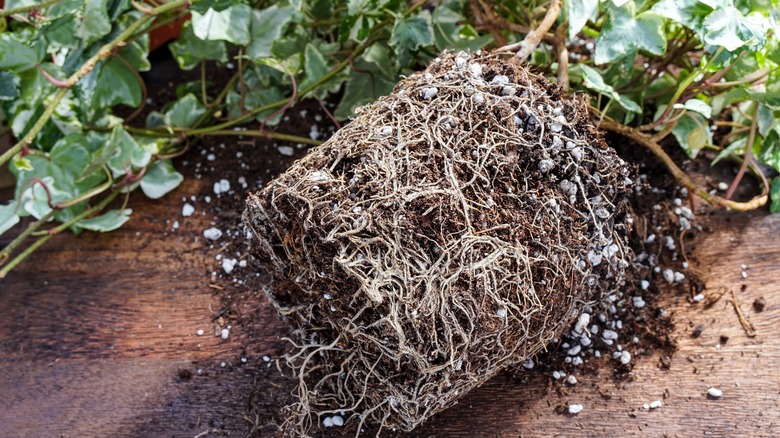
[0,0,778,277]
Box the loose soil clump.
[243,50,635,434]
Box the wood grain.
[1,159,779,437]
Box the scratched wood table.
[1,136,779,437]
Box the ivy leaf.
[192,4,252,45]
[164,94,207,128]
[673,98,712,118]
[189,0,238,14]
[106,126,152,178]
[75,0,112,45]
[703,6,771,51]
[759,129,780,173]
[246,4,296,59]
[566,0,599,39]
[651,0,712,36]
[710,88,749,116]
[334,44,396,119]
[432,0,492,51]
[0,34,42,71]
[226,67,286,124]
[0,71,20,101]
[92,58,142,109]
[756,103,774,137]
[13,157,33,172]
[255,55,301,76]
[749,91,780,110]
[77,208,132,232]
[20,176,70,220]
[140,159,183,199]
[579,65,641,113]
[169,22,228,70]
[594,4,666,65]
[300,43,338,99]
[12,134,103,199]
[672,112,712,158]
[0,203,21,236]
[389,11,434,66]
[770,177,780,213]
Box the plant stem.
[600,117,767,211]
[0,210,55,263]
[0,190,120,279]
[499,0,562,59]
[724,103,759,200]
[0,0,61,17]
[0,0,191,169]
[0,87,68,167]
[185,40,374,136]
[205,129,323,145]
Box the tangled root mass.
[244,50,635,435]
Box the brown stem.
[599,117,767,211]
[499,0,562,60]
[37,65,69,88]
[317,98,341,129]
[725,104,759,200]
[259,73,297,133]
[554,21,568,92]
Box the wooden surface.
[2,139,780,437]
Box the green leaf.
[673,98,713,118]
[246,4,297,59]
[579,65,641,113]
[192,4,252,45]
[0,71,20,101]
[300,43,337,99]
[432,0,493,51]
[749,91,780,110]
[43,15,79,49]
[594,5,666,65]
[757,103,774,137]
[770,177,780,213]
[13,157,33,172]
[77,208,132,232]
[703,6,771,51]
[334,44,396,119]
[169,22,228,71]
[0,34,42,71]
[255,55,301,76]
[20,176,70,220]
[189,0,238,14]
[759,129,780,173]
[389,11,434,66]
[711,88,749,115]
[0,203,21,236]
[650,0,712,36]
[75,0,112,45]
[226,67,286,124]
[92,58,142,109]
[106,126,152,178]
[566,0,599,39]
[672,112,712,158]
[164,94,207,128]
[187,0,236,14]
[140,159,183,199]
[12,134,104,200]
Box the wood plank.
[1,141,779,437]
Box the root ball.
[244,50,634,434]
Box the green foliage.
[1,0,780,276]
